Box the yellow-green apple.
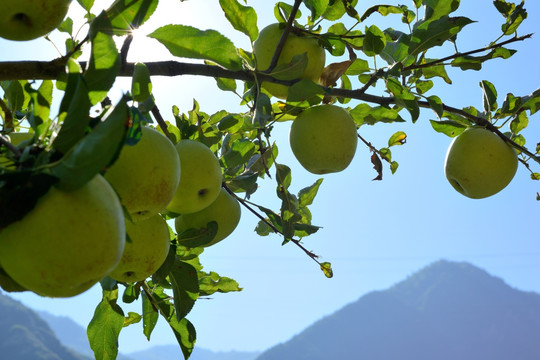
[0,0,72,41]
[253,23,326,99]
[289,104,358,174]
[105,126,181,221]
[166,139,222,214]
[444,127,518,199]
[175,188,241,247]
[0,174,125,297]
[109,214,170,283]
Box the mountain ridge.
[255,259,540,360]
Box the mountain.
[255,260,540,360]
[126,344,261,360]
[0,290,90,360]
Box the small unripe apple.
[444,127,518,199]
[289,104,358,174]
[0,175,125,298]
[167,139,223,214]
[0,0,72,41]
[109,214,170,283]
[105,126,181,221]
[175,188,241,247]
[253,23,326,99]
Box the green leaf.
[276,163,292,190]
[124,312,142,327]
[322,0,358,21]
[148,287,196,359]
[520,87,540,115]
[87,288,125,360]
[388,131,407,146]
[361,4,405,21]
[320,262,333,278]
[106,0,159,33]
[427,95,444,119]
[423,0,461,21]
[409,16,474,56]
[501,1,527,35]
[429,119,467,137]
[350,103,406,126]
[418,59,452,84]
[149,25,242,71]
[169,317,197,359]
[51,99,129,190]
[199,271,242,296]
[177,221,219,248]
[3,80,28,112]
[363,25,386,56]
[85,12,121,105]
[27,80,53,136]
[221,138,256,169]
[141,291,159,341]
[386,78,419,122]
[286,79,325,107]
[253,93,273,128]
[304,0,330,20]
[76,0,95,12]
[219,0,258,42]
[53,73,92,154]
[170,260,199,320]
[131,62,152,102]
[480,80,498,114]
[298,178,323,207]
[451,47,516,71]
[510,111,528,135]
[215,77,237,92]
[344,58,370,75]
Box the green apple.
[105,126,181,221]
[444,127,518,199]
[109,214,170,283]
[0,0,72,41]
[166,139,223,214]
[253,23,326,99]
[289,104,358,174]
[0,174,125,298]
[175,188,241,247]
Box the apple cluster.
[0,127,242,297]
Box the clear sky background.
[2,0,540,354]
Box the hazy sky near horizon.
[2,0,540,354]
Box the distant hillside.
[126,344,261,360]
[0,291,89,360]
[256,260,540,360]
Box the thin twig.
[265,0,304,73]
[150,105,172,141]
[222,184,322,264]
[403,33,533,71]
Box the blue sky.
[2,0,540,354]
